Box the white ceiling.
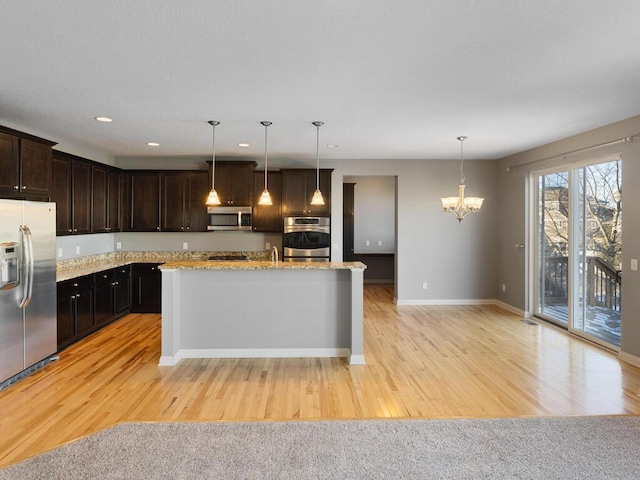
[1,0,640,162]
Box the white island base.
[158,262,366,366]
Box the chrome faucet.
[270,245,279,263]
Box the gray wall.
[344,176,396,254]
[497,115,640,358]
[329,159,499,303]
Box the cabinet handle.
[71,295,76,299]
[74,229,78,232]
[68,229,73,233]
[22,185,27,190]
[181,226,184,231]
[103,274,108,278]
[186,226,190,230]
[138,278,142,304]
[115,281,119,285]
[73,283,78,287]
[13,185,19,190]
[76,293,80,298]
[156,226,160,231]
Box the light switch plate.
[632,259,638,271]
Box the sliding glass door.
[534,158,622,348]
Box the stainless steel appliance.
[283,216,330,262]
[0,199,57,386]
[207,206,252,231]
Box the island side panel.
[176,268,352,355]
[349,268,365,364]
[159,269,181,366]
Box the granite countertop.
[159,260,367,271]
[56,251,271,282]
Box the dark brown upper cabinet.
[208,161,256,206]
[0,126,56,200]
[161,171,210,232]
[252,171,282,233]
[92,164,122,233]
[50,152,91,235]
[281,169,332,216]
[129,172,162,232]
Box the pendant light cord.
[208,120,220,188]
[458,136,466,185]
[264,123,269,190]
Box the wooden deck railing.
[543,256,621,311]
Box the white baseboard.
[349,354,366,365]
[395,298,498,306]
[618,351,640,368]
[158,348,351,367]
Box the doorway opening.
[343,176,397,293]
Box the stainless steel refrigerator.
[0,199,57,384]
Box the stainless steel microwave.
[207,206,252,231]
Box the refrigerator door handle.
[19,225,34,308]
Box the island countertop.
[158,260,367,271]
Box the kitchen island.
[158,260,367,366]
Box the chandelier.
[440,136,484,223]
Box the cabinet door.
[130,172,161,231]
[94,272,114,326]
[253,171,282,232]
[131,263,162,313]
[185,171,209,232]
[229,163,254,206]
[51,155,73,235]
[212,163,231,205]
[120,172,131,232]
[161,172,186,231]
[56,292,75,350]
[307,170,332,216]
[343,183,355,261]
[72,160,92,234]
[281,170,309,215]
[114,267,131,314]
[0,132,20,195]
[92,164,109,233]
[20,139,51,196]
[107,170,121,232]
[75,288,95,336]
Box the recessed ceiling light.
[238,143,250,148]
[327,144,338,148]
[95,116,112,123]
[147,142,160,147]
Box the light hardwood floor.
[1,285,640,466]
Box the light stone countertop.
[159,260,367,271]
[56,251,273,282]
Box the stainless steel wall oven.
[283,216,330,262]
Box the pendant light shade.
[258,121,273,206]
[310,121,325,206]
[440,136,484,223]
[206,120,221,206]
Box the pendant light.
[258,121,273,205]
[440,136,484,223]
[205,120,221,206]
[310,121,325,205]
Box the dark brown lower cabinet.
[57,266,132,351]
[57,275,95,350]
[131,263,162,313]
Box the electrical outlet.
[365,240,370,246]
[632,259,638,271]
[116,242,122,250]
[182,242,189,250]
[502,284,506,292]
[266,242,271,250]
[378,240,383,246]
[422,282,428,289]
[75,246,80,255]
[57,248,63,258]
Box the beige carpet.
[2,416,639,479]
